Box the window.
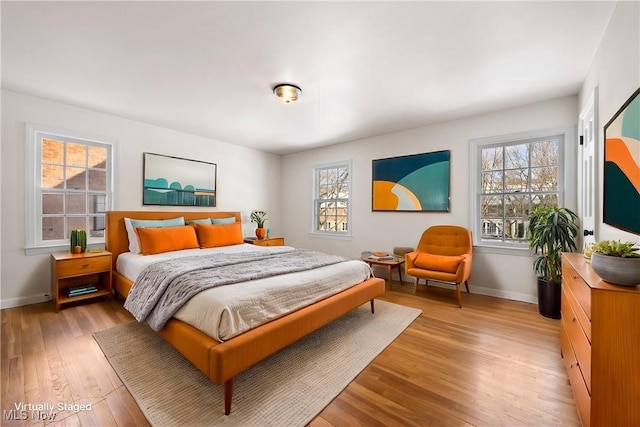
[470,127,574,250]
[312,160,352,238]
[25,124,116,254]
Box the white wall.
[1,90,282,308]
[281,96,578,303]
[3,1,636,309]
[579,0,640,243]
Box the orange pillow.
[136,225,199,255]
[414,253,464,273]
[195,222,244,249]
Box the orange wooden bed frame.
[105,210,385,415]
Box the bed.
[105,210,386,415]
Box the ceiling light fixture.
[273,84,301,104]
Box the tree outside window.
[313,161,351,236]
[478,135,562,245]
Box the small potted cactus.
[70,229,87,254]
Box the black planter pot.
[537,278,561,319]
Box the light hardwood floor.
[1,281,580,426]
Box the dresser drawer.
[55,255,111,278]
[561,289,592,393]
[562,262,591,320]
[561,326,591,427]
[563,283,592,343]
[561,286,592,349]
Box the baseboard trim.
[467,284,537,304]
[397,279,537,304]
[1,294,51,310]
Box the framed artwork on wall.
[603,87,640,235]
[143,152,217,207]
[372,150,450,212]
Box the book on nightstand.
[368,255,394,261]
[67,284,98,297]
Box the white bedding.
[117,244,372,342]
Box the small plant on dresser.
[590,240,640,286]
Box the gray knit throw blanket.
[124,248,349,331]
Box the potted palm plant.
[250,210,268,239]
[591,240,640,286]
[527,206,579,318]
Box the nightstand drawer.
[56,256,111,278]
[244,237,284,246]
[254,238,284,246]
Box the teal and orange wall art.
[372,150,450,212]
[603,88,640,235]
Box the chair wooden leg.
[464,280,470,293]
[456,283,462,308]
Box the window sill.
[308,232,352,241]
[25,242,105,256]
[472,244,532,257]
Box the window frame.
[25,123,117,255]
[310,160,353,240]
[469,126,575,253]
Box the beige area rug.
[93,300,420,426]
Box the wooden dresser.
[560,253,640,427]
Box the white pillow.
[210,217,236,224]
[124,216,185,254]
[124,218,139,254]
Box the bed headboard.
[105,210,242,270]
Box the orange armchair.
[405,225,473,307]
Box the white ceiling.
[2,1,615,155]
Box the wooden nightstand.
[243,237,285,247]
[51,250,112,312]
